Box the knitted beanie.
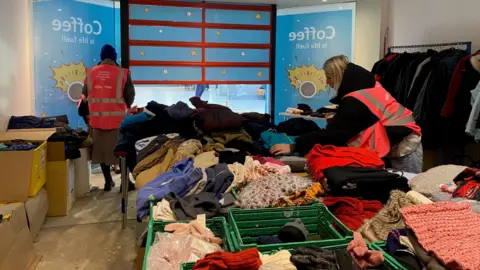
[401,202,480,270]
[259,250,296,270]
[359,190,416,243]
[278,219,309,243]
[409,165,467,197]
[100,44,117,61]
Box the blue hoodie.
[136,157,203,219]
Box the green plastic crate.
[228,204,353,252]
[179,243,401,270]
[371,242,409,270]
[142,217,233,270]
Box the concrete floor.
[34,171,141,270]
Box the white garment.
[466,81,480,142]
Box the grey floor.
[34,172,140,270]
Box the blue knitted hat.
[100,44,117,61]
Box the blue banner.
[274,4,355,125]
[33,0,120,128]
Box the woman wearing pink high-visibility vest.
[82,44,136,191]
[271,55,423,173]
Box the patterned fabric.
[272,183,324,207]
[244,156,291,182]
[239,174,312,209]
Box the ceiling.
[206,0,355,8]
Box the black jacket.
[293,63,413,156]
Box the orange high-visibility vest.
[85,65,128,129]
[345,82,422,158]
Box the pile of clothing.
[8,115,68,129]
[191,234,384,270]
[379,202,480,270]
[373,50,480,148]
[146,218,224,270]
[0,141,39,151]
[410,165,480,213]
[285,103,338,118]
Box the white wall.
[0,0,33,131]
[354,0,382,70]
[387,0,480,51]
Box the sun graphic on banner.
[50,61,86,102]
[287,64,327,99]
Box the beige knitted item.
[194,151,219,169]
[407,191,433,204]
[152,199,176,221]
[409,165,467,197]
[226,162,245,193]
[359,190,416,243]
[259,250,296,270]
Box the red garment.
[306,145,384,181]
[442,54,479,118]
[322,197,383,231]
[85,64,129,129]
[345,82,421,157]
[193,248,262,270]
[452,167,480,199]
[264,157,286,166]
[252,155,267,164]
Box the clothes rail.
[388,42,472,54]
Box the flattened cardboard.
[46,160,76,217]
[25,188,48,241]
[74,148,91,197]
[0,203,37,270]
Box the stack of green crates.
[142,217,233,270]
[228,204,353,252]
[179,243,404,270]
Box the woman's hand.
[270,144,292,156]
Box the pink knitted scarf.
[401,202,480,270]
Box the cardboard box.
[7,128,66,162]
[0,131,53,203]
[74,148,91,197]
[0,203,37,270]
[46,160,76,217]
[24,188,48,241]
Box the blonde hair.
[323,55,349,91]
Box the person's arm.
[82,78,88,98]
[294,97,378,155]
[271,97,379,156]
[123,74,135,109]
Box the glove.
[290,246,337,270]
[347,232,384,268]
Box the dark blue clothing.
[136,158,203,219]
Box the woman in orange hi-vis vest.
[271,55,423,173]
[82,44,136,191]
